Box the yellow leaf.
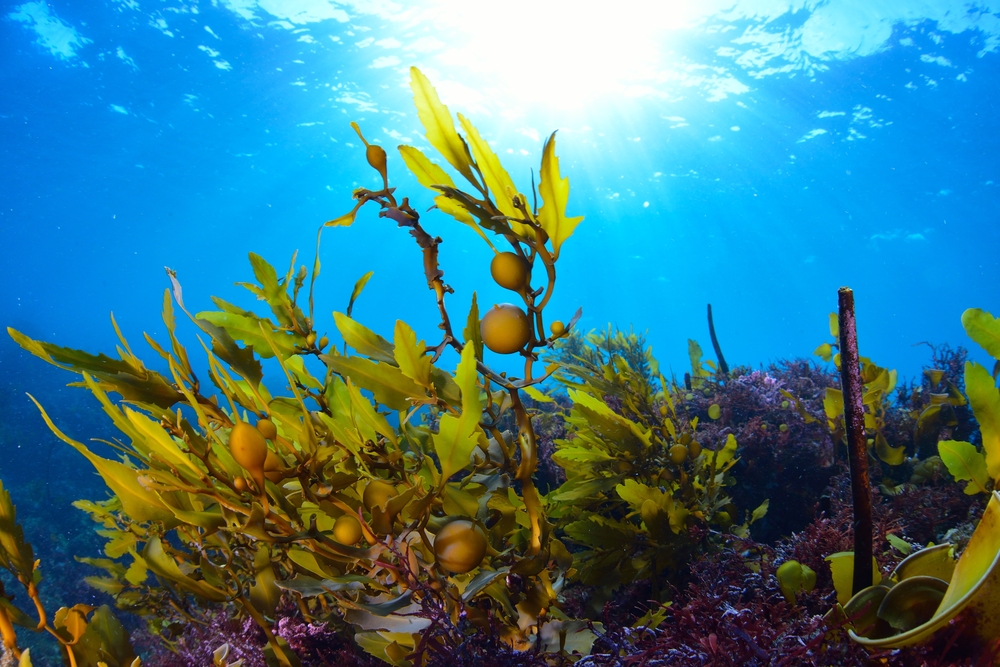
[826,551,880,605]
[393,320,431,388]
[537,132,584,260]
[249,544,280,617]
[409,67,475,185]
[824,387,844,421]
[333,312,396,364]
[522,386,553,403]
[143,536,227,601]
[124,408,203,475]
[398,144,456,191]
[815,342,834,362]
[962,308,1000,360]
[324,356,424,412]
[433,345,483,484]
[455,340,481,419]
[28,393,177,526]
[434,195,496,249]
[938,440,990,495]
[325,209,357,227]
[965,361,1000,482]
[751,499,769,523]
[346,378,398,445]
[875,432,906,466]
[53,605,90,642]
[457,113,534,239]
[829,312,840,339]
[713,433,739,473]
[347,271,374,317]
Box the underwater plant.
[6,67,600,665]
[814,312,909,470]
[827,308,1000,655]
[935,309,1000,497]
[0,479,139,667]
[544,328,767,609]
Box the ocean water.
[1,0,999,654]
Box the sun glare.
[417,0,692,111]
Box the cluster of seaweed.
[2,68,1000,667]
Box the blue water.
[1,0,999,615]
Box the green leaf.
[393,320,431,387]
[548,474,624,502]
[0,480,35,581]
[346,379,398,445]
[687,339,709,378]
[751,499,769,523]
[124,408,204,475]
[28,394,177,526]
[887,534,912,555]
[938,440,990,495]
[276,574,370,597]
[456,339,482,418]
[250,544,280,617]
[356,592,413,617]
[537,132,584,260]
[333,312,396,364]
[166,268,264,385]
[409,67,476,185]
[347,271,374,317]
[324,355,424,412]
[616,479,671,511]
[285,355,324,390]
[563,516,633,549]
[463,293,484,361]
[965,361,1000,481]
[124,555,148,585]
[142,536,227,601]
[197,311,301,359]
[712,433,740,473]
[433,344,483,483]
[462,567,510,602]
[962,308,1000,360]
[7,327,183,408]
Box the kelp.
[545,328,766,607]
[0,480,139,666]
[7,67,592,666]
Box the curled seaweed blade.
[849,491,1000,648]
[891,543,956,583]
[877,576,948,632]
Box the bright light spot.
[425,0,693,109]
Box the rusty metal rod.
[838,287,873,595]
